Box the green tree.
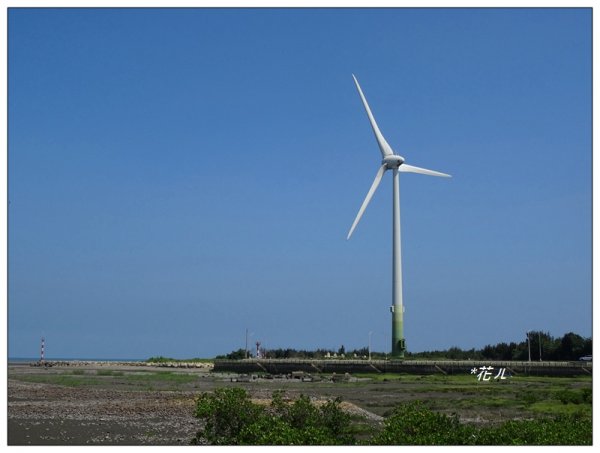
[556,332,589,360]
[214,348,247,360]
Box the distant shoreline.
[8,358,215,370]
[8,357,146,363]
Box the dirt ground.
[8,363,383,445]
[7,361,592,445]
[8,378,199,445]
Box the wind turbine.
[347,74,451,358]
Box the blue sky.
[8,8,591,359]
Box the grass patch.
[353,373,477,384]
[13,369,198,389]
[122,370,199,387]
[17,374,102,387]
[96,369,124,376]
[529,401,591,416]
[353,373,409,381]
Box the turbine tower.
[347,75,451,358]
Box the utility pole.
[245,328,248,359]
[368,331,373,361]
[538,332,542,361]
[527,331,531,362]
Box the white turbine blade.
[399,163,451,178]
[347,164,387,240]
[352,74,394,158]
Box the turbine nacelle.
[346,75,451,241]
[383,155,405,169]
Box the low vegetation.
[146,356,212,363]
[191,388,592,445]
[9,363,591,445]
[17,369,198,390]
[191,388,355,445]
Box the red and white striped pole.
[40,337,45,362]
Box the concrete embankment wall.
[213,359,592,377]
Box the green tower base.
[390,305,406,359]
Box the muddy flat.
[8,376,199,444]
[7,361,592,445]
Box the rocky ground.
[9,361,590,445]
[8,379,201,445]
[7,363,382,445]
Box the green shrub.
[476,413,592,445]
[190,391,591,446]
[519,390,542,406]
[556,389,584,405]
[191,388,355,445]
[370,401,477,445]
[580,387,592,404]
[146,356,174,363]
[192,387,261,445]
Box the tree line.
[410,331,591,362]
[216,331,591,361]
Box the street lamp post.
[245,329,255,359]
